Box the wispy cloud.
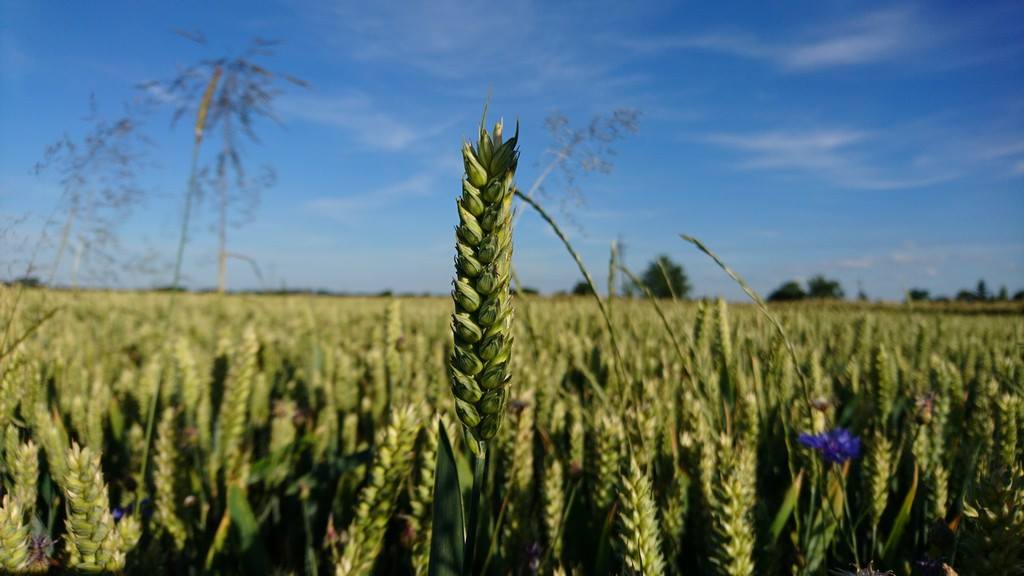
[782,9,915,70]
[705,129,868,170]
[622,8,922,72]
[701,127,961,190]
[305,172,435,222]
[0,34,33,80]
[835,257,875,270]
[304,0,635,97]
[302,148,461,222]
[279,92,453,151]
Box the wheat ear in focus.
[449,115,518,454]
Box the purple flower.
[525,542,542,574]
[799,428,862,464]
[112,498,153,522]
[112,503,133,521]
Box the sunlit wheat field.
[1,288,1020,575]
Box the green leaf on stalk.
[883,462,918,562]
[428,420,465,576]
[228,483,268,573]
[770,469,803,545]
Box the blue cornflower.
[112,498,154,522]
[798,428,862,464]
[112,503,133,521]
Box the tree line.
[565,255,1024,303]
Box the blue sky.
[2,1,1023,299]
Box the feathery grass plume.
[409,413,450,576]
[959,465,1024,576]
[4,431,38,517]
[154,407,188,550]
[543,453,566,559]
[62,442,138,572]
[0,495,31,572]
[709,434,756,576]
[336,404,420,576]
[618,456,666,576]
[449,113,518,453]
[214,324,258,483]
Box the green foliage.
[768,280,805,302]
[638,254,691,299]
[807,274,845,299]
[571,280,594,296]
[907,288,930,302]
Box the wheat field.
[0,287,1021,575]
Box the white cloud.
[305,172,436,222]
[705,129,867,170]
[621,8,922,72]
[304,0,632,97]
[975,140,1024,160]
[836,257,875,269]
[279,92,453,151]
[781,9,914,70]
[0,35,33,79]
[702,128,961,190]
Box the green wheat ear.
[450,113,519,454]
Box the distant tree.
[637,255,691,299]
[768,281,806,302]
[807,275,844,300]
[571,281,594,296]
[6,276,43,288]
[955,290,977,302]
[856,280,868,302]
[976,279,989,301]
[1014,290,1024,301]
[996,286,1008,301]
[513,286,539,296]
[907,288,930,302]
